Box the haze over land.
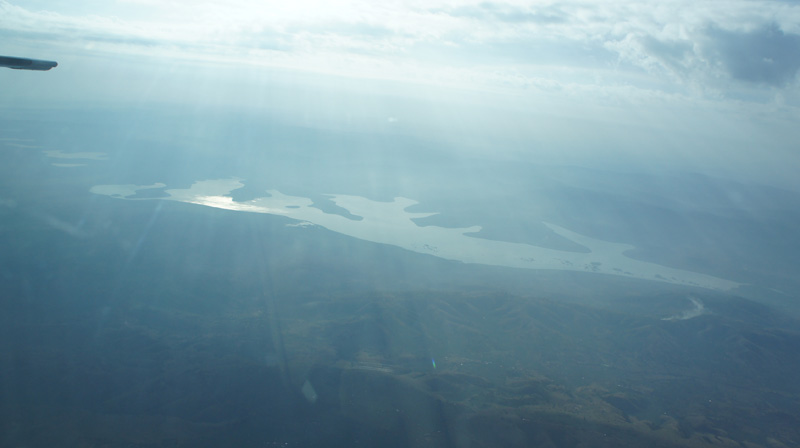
[2,1,800,447]
[4,0,800,190]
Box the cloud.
[0,1,182,51]
[606,20,800,91]
[4,0,800,105]
[703,23,800,86]
[446,2,568,25]
[3,1,800,190]
[43,150,108,160]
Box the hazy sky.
[2,0,800,188]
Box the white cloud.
[3,0,800,190]
[4,0,800,98]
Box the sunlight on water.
[91,178,740,291]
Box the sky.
[2,0,800,189]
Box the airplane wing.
[0,55,58,71]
